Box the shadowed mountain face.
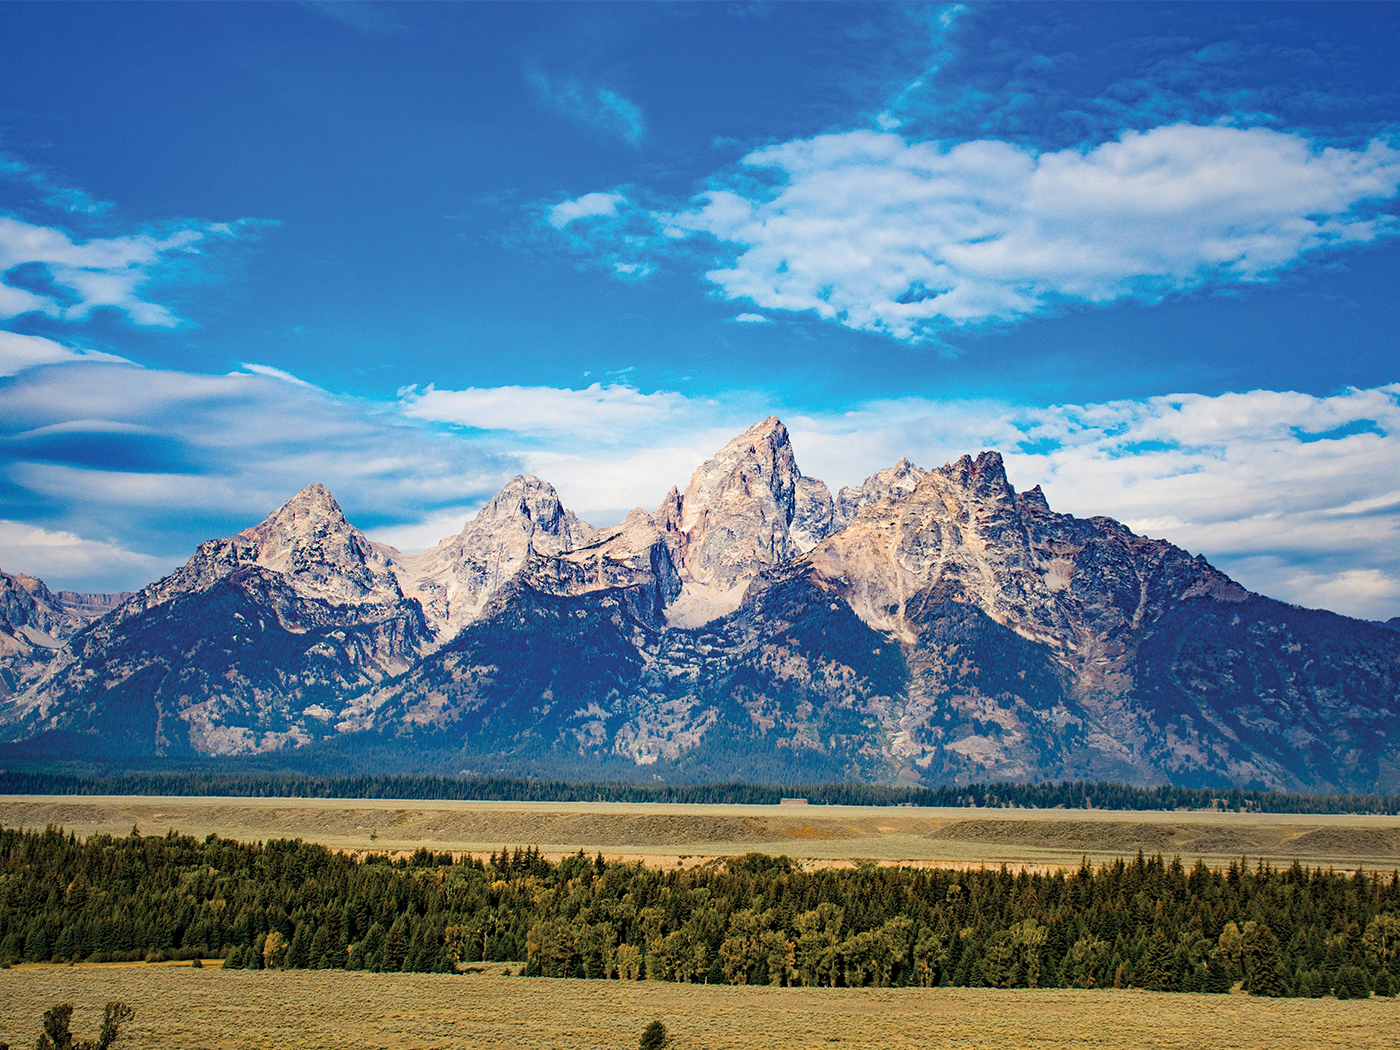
[2,420,1397,791]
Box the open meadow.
[3,962,1398,1050]
[2,794,1399,871]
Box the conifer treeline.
[4,771,1398,815]
[2,825,1397,998]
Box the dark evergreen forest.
[4,772,1398,815]
[2,825,1397,999]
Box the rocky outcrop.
[0,568,130,697]
[676,416,807,588]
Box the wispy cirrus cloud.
[398,381,693,441]
[0,213,265,327]
[0,153,114,216]
[0,519,171,594]
[527,68,645,144]
[0,330,126,376]
[546,124,1400,343]
[0,355,514,587]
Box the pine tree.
[1142,930,1176,992]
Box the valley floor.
[3,795,1399,872]
[2,963,1395,1050]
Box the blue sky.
[1,1,1398,620]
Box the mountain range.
[3,417,1398,792]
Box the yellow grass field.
[2,794,1399,871]
[2,963,1396,1050]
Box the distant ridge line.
[2,771,1397,815]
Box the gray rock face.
[833,457,927,530]
[393,475,595,641]
[676,416,805,589]
[790,476,836,553]
[0,568,130,696]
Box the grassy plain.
[3,963,1396,1050]
[2,794,1400,871]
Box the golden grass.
[1,963,1395,1050]
[3,795,1399,872]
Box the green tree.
[1141,929,1176,992]
[1063,935,1109,988]
[639,1020,669,1050]
[1363,913,1400,969]
[1244,925,1285,997]
[34,1002,133,1050]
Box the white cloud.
[0,330,127,376]
[397,381,692,441]
[733,313,772,323]
[0,214,245,327]
[547,191,627,229]
[521,431,751,525]
[238,362,319,388]
[0,519,175,593]
[552,124,1400,342]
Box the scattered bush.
[639,1020,669,1050]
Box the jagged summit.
[392,474,595,639]
[232,483,401,603]
[834,455,927,529]
[675,415,829,587]
[458,474,591,544]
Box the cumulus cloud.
[528,69,645,144]
[397,381,692,441]
[548,124,1400,342]
[547,191,627,229]
[733,313,772,324]
[0,214,256,327]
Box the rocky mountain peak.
[236,484,399,603]
[676,416,832,591]
[465,474,588,548]
[391,474,594,639]
[941,450,1014,501]
[1017,484,1051,516]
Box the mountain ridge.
[2,417,1396,792]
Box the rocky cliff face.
[2,419,1396,790]
[0,568,130,697]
